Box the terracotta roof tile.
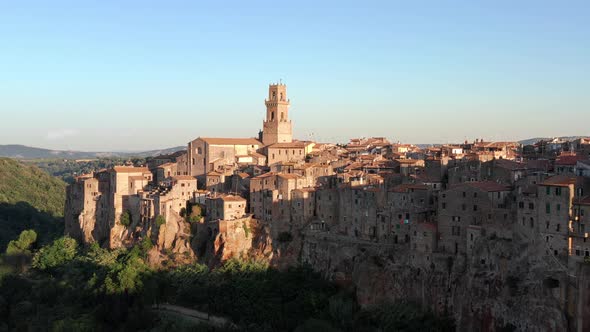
[111,166,150,173]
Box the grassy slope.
[0,157,67,251]
[0,158,66,217]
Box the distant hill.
[518,136,587,146]
[0,158,67,251]
[122,146,186,158]
[0,144,185,160]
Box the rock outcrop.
[302,230,570,331]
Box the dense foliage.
[28,157,146,184]
[5,230,37,256]
[120,211,132,227]
[0,230,454,331]
[0,158,66,251]
[0,158,66,216]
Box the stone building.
[571,196,590,261]
[438,181,511,255]
[381,184,435,244]
[187,137,263,178]
[206,195,247,221]
[537,175,587,259]
[338,185,382,240]
[140,175,197,223]
[262,83,293,146]
[154,162,178,183]
[481,159,527,185]
[266,141,314,165]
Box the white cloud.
[46,129,80,140]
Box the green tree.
[140,237,153,255]
[32,236,78,270]
[6,230,37,255]
[120,211,132,227]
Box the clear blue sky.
[0,0,588,151]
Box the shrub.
[242,221,251,237]
[120,211,131,227]
[187,203,203,218]
[140,237,153,255]
[6,230,37,255]
[179,207,187,218]
[32,236,77,270]
[155,215,166,227]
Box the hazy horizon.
[1,1,589,151]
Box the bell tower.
[262,82,292,146]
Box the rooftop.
[199,137,262,146]
[111,166,150,173]
[268,141,313,149]
[218,194,247,202]
[541,175,580,187]
[172,175,196,181]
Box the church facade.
[186,82,301,179]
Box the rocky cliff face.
[301,231,569,331]
[192,217,275,266]
[147,211,195,266]
[65,195,577,331]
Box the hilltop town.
[64,83,590,330]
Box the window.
[546,187,550,195]
[546,203,551,214]
[474,192,478,198]
[473,205,478,211]
[519,202,524,209]
[529,203,535,210]
[462,191,466,198]
[555,187,562,196]
[462,204,466,211]
[442,202,446,209]
[556,224,560,232]
[557,204,561,212]
[197,147,202,154]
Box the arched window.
[281,112,284,121]
[271,112,275,120]
[280,92,283,101]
